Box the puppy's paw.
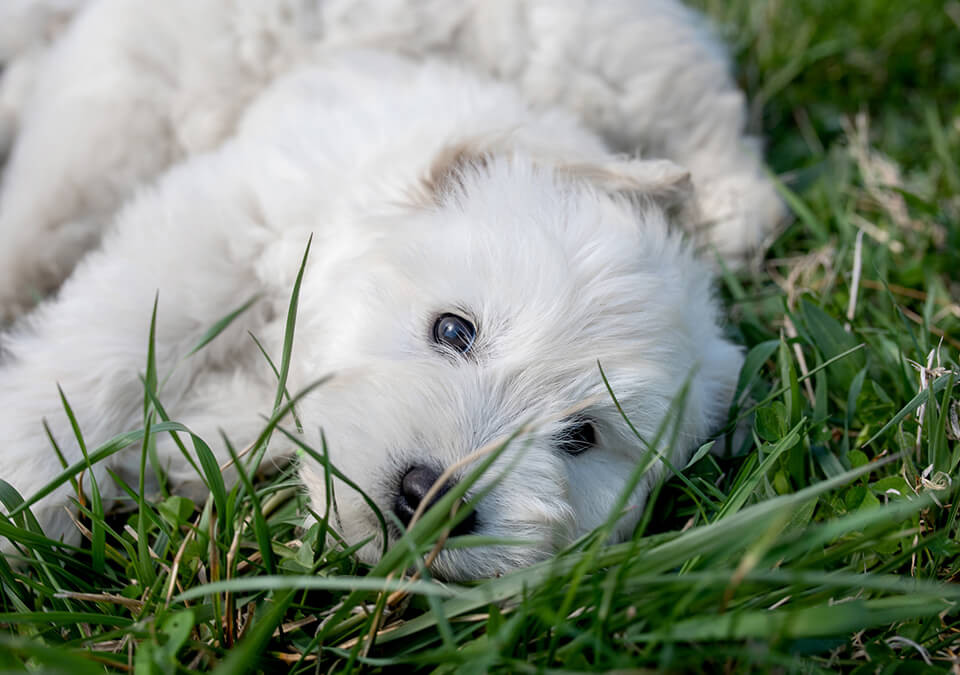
[695,168,786,266]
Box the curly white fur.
[0,1,779,579]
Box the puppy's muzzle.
[393,464,478,536]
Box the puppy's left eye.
[556,420,597,455]
[432,313,476,355]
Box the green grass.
[2,1,959,672]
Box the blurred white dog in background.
[0,0,781,579]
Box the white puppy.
[0,1,778,579]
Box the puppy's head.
[292,149,742,580]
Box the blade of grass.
[210,589,294,675]
[188,294,261,356]
[222,433,275,575]
[55,385,105,574]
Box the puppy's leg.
[0,175,278,546]
[143,369,295,507]
[456,0,784,262]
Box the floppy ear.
[555,158,696,221]
[420,139,493,200]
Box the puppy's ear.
[556,158,697,223]
[419,138,493,202]
[558,158,691,204]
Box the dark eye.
[556,420,597,455]
[432,313,476,355]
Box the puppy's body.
[0,2,775,579]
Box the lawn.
[1,0,959,672]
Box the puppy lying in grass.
[0,0,781,580]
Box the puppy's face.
[291,156,742,580]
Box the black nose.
[393,464,478,536]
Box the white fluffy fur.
[0,1,778,579]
